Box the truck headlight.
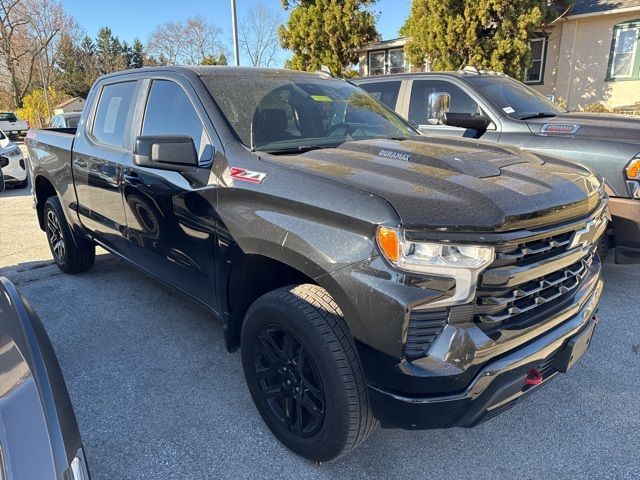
[376,226,494,305]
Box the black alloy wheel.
[254,325,325,437]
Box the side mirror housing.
[442,112,492,131]
[133,135,199,172]
[427,92,451,124]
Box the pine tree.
[131,38,144,68]
[400,0,565,78]
[279,0,378,76]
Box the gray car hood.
[527,112,640,145]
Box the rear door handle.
[73,159,87,168]
[123,172,143,185]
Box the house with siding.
[356,0,640,110]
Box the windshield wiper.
[254,145,336,155]
[518,112,558,120]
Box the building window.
[368,50,386,75]
[609,22,640,79]
[367,48,408,75]
[524,37,546,84]
[388,49,406,74]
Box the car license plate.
[553,320,596,373]
[10,130,17,134]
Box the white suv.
[0,129,28,189]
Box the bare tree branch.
[147,16,226,65]
[238,4,281,67]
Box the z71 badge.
[230,167,267,184]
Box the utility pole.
[38,53,52,125]
[231,0,240,66]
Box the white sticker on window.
[503,106,515,114]
[103,96,122,134]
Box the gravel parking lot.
[1,173,639,479]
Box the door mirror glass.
[133,135,199,172]
[443,112,492,131]
[427,92,450,125]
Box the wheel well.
[225,254,316,351]
[34,176,57,230]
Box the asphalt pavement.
[1,182,638,480]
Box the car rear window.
[0,113,17,122]
[91,81,137,148]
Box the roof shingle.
[571,0,640,15]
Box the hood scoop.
[336,139,540,179]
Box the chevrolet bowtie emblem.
[569,216,605,249]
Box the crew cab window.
[91,81,137,148]
[359,81,401,110]
[408,80,479,125]
[142,80,209,160]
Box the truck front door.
[72,80,138,253]
[406,79,500,142]
[121,78,219,310]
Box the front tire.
[44,196,95,273]
[241,284,376,462]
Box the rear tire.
[44,196,95,273]
[241,284,376,462]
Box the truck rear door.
[71,80,139,253]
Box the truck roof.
[353,69,508,81]
[97,65,332,82]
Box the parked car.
[0,277,91,479]
[49,112,82,128]
[354,70,640,263]
[0,111,29,139]
[27,66,606,462]
[0,129,28,188]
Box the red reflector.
[525,369,543,386]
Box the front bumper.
[367,278,603,430]
[609,196,640,263]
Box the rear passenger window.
[92,81,137,148]
[359,81,401,110]
[142,80,209,160]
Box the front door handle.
[73,159,87,168]
[123,172,143,185]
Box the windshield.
[0,112,17,122]
[465,76,564,120]
[202,73,416,153]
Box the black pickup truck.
[27,66,606,462]
[355,71,640,262]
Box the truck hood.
[264,137,602,231]
[527,112,640,145]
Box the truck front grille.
[404,309,449,359]
[474,253,594,337]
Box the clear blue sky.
[62,0,412,66]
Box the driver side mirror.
[442,112,492,131]
[133,135,199,172]
[427,92,451,125]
